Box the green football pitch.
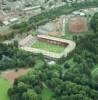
[32,41,65,53]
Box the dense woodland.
[0,43,44,70]
[90,13,98,33]
[7,13,98,100]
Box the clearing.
[41,84,53,100]
[1,68,31,82]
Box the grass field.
[0,77,10,100]
[32,41,65,53]
[41,84,53,100]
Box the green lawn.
[0,77,10,100]
[41,84,53,100]
[32,41,65,53]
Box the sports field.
[32,41,65,53]
[0,77,10,100]
[68,17,88,33]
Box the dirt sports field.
[68,17,88,33]
[1,68,31,82]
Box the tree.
[13,40,19,48]
[64,63,70,69]
[22,89,39,100]
[90,13,98,33]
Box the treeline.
[8,29,98,99]
[90,12,98,33]
[0,43,43,70]
[11,0,98,33]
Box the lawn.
[0,77,10,100]
[41,84,53,100]
[32,41,65,53]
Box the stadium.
[19,35,76,60]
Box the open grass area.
[41,84,53,100]
[32,41,65,53]
[0,77,10,100]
